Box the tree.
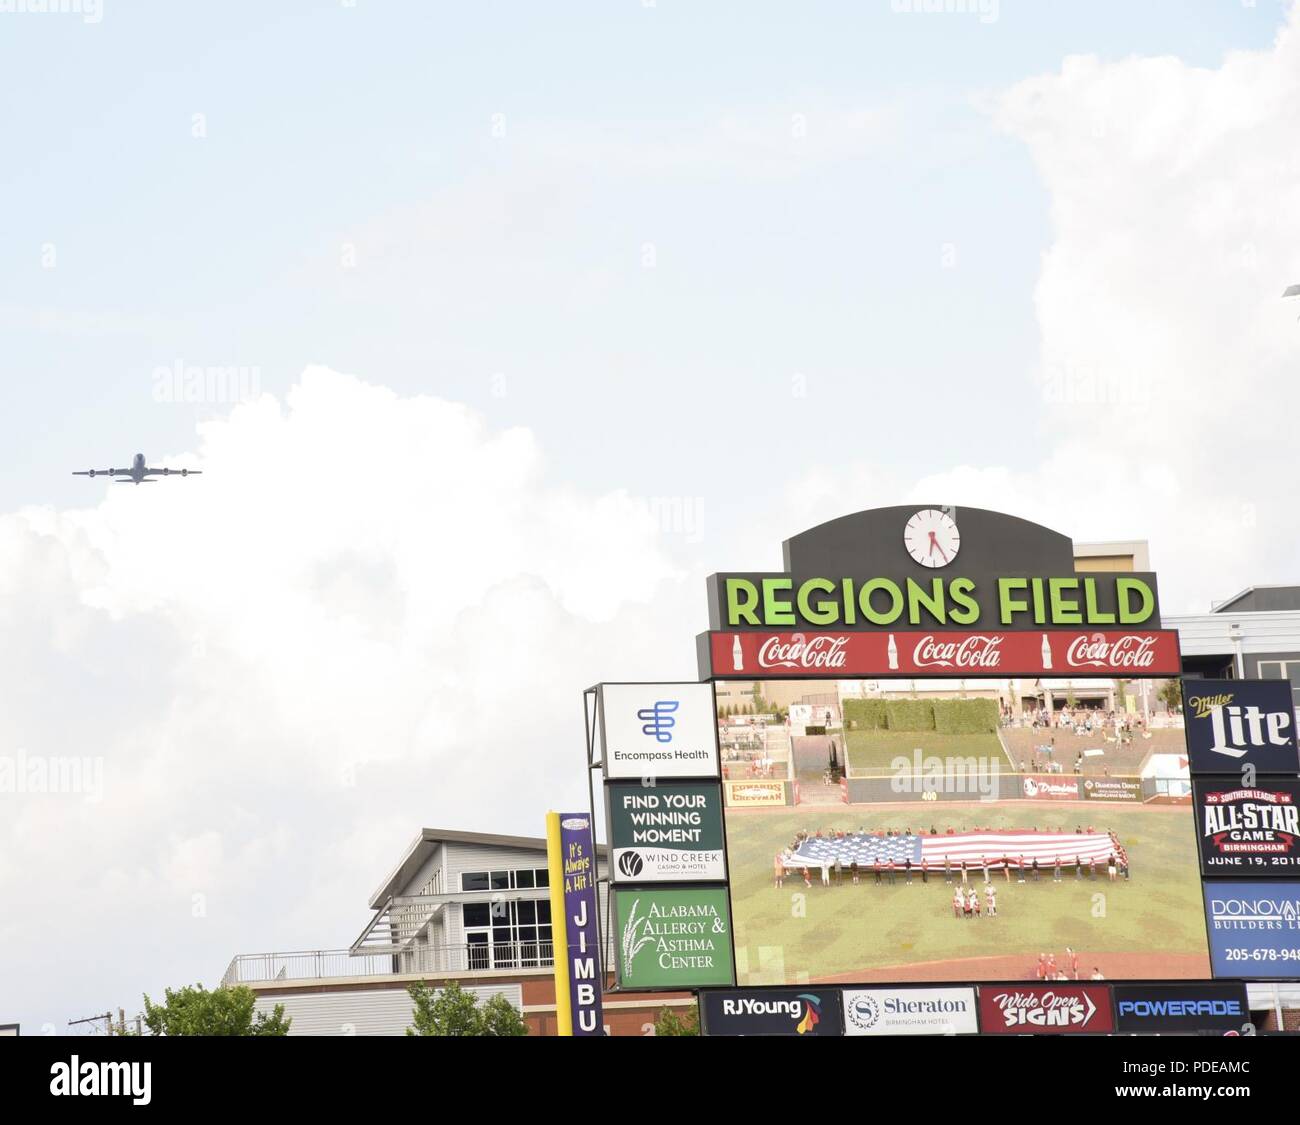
[141,984,290,1036]
[479,993,529,1037]
[654,1004,699,1036]
[407,980,528,1036]
[1157,679,1182,712]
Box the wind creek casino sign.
[697,506,1179,679]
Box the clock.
[904,508,960,568]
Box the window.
[460,867,553,892]
[1257,661,1300,707]
[458,864,555,969]
[1258,660,1300,684]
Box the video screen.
[718,677,1210,984]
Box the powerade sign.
[1194,780,1300,875]
[607,780,726,883]
[599,682,721,780]
[1113,984,1249,1034]
[1203,882,1300,978]
[843,987,978,1036]
[1183,679,1299,776]
[700,989,842,1036]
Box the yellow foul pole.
[545,811,573,1037]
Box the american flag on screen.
[782,830,1126,870]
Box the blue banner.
[558,813,605,1035]
[1183,679,1299,776]
[1203,881,1300,978]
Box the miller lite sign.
[1183,679,1299,776]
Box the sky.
[1,1,1299,1034]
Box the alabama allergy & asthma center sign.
[612,886,735,990]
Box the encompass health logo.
[637,700,679,742]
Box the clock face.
[904,508,960,568]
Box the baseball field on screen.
[724,801,1211,984]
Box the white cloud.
[735,10,1300,614]
[0,367,686,1030]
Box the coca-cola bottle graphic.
[1040,633,1053,671]
[887,634,898,671]
[731,635,744,672]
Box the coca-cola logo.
[1066,633,1157,669]
[758,634,848,670]
[913,634,1003,669]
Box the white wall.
[255,982,523,1036]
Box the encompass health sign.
[598,682,720,779]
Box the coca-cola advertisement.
[978,985,1114,1034]
[706,629,1180,679]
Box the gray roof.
[369,825,607,909]
[1213,586,1300,614]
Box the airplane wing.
[1283,283,1300,298]
[143,468,202,477]
[72,469,120,477]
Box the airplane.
[72,453,203,485]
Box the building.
[1073,539,1151,573]
[221,827,691,1035]
[1167,586,1300,710]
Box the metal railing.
[221,942,566,987]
